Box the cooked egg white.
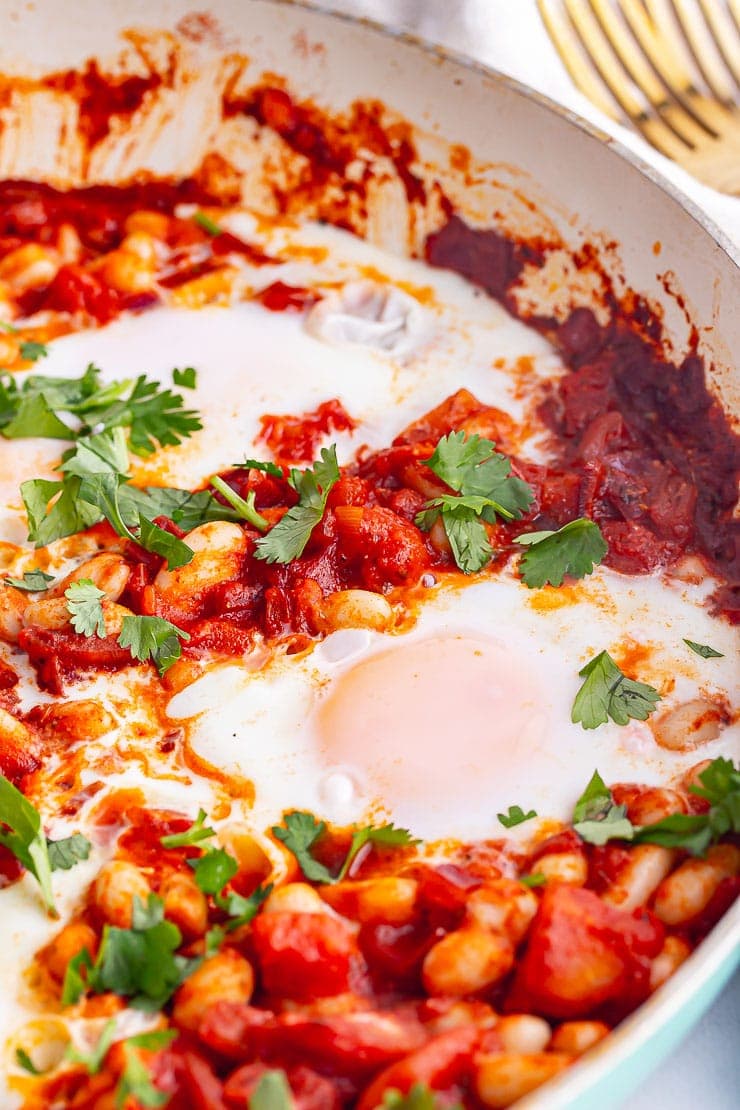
[171,568,739,842]
[0,216,737,1103]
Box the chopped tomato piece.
[250,911,362,1001]
[356,1026,479,1110]
[507,885,664,1020]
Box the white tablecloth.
[316,3,739,1106]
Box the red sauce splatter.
[43,61,163,149]
[258,399,357,463]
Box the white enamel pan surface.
[0,1,737,1106]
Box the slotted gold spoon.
[538,0,740,193]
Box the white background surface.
[314,2,739,1106]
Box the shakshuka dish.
[0,50,736,1110]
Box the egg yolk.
[317,634,550,830]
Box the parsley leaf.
[66,894,198,1011]
[3,569,54,592]
[211,476,269,531]
[683,638,724,659]
[172,367,197,389]
[80,373,202,458]
[188,848,238,896]
[415,432,534,574]
[136,515,194,570]
[633,757,740,857]
[382,1084,461,1110]
[249,1069,293,1110]
[515,518,607,588]
[571,650,660,729]
[255,446,340,564]
[47,832,92,871]
[571,769,635,846]
[21,475,102,547]
[19,340,48,362]
[518,873,547,888]
[117,616,190,676]
[573,769,611,823]
[160,810,216,849]
[336,823,418,882]
[0,774,56,915]
[65,1018,117,1074]
[2,394,72,440]
[272,812,333,882]
[62,948,95,1006]
[115,1030,177,1110]
[497,805,537,828]
[216,883,272,931]
[15,1048,43,1075]
[65,579,106,638]
[1,363,200,455]
[416,501,495,574]
[238,458,284,478]
[273,813,418,885]
[193,210,223,237]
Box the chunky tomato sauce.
[426,216,740,614]
[28,780,735,1110]
[0,70,738,1110]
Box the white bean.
[496,1015,551,1054]
[422,927,514,997]
[475,1052,572,1107]
[651,699,726,751]
[601,845,675,911]
[653,844,740,926]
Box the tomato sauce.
[425,217,740,616]
[258,399,356,463]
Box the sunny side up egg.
[0,216,738,1079]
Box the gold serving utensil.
[538,0,740,193]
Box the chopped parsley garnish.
[211,476,269,531]
[47,832,92,871]
[172,366,197,389]
[21,426,196,569]
[571,650,660,729]
[193,210,223,236]
[415,432,534,573]
[238,458,284,477]
[497,805,537,828]
[117,615,190,676]
[188,847,238,896]
[255,446,340,564]
[382,1084,461,1110]
[634,757,740,856]
[518,873,547,888]
[61,580,189,675]
[683,638,724,659]
[0,774,56,915]
[114,1030,177,1110]
[567,758,740,856]
[19,340,48,363]
[249,1069,293,1109]
[0,775,91,915]
[64,579,106,638]
[572,770,635,846]
[515,518,607,588]
[272,811,418,884]
[160,809,216,849]
[3,569,54,592]
[15,1048,42,1075]
[1,363,200,455]
[62,893,199,1010]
